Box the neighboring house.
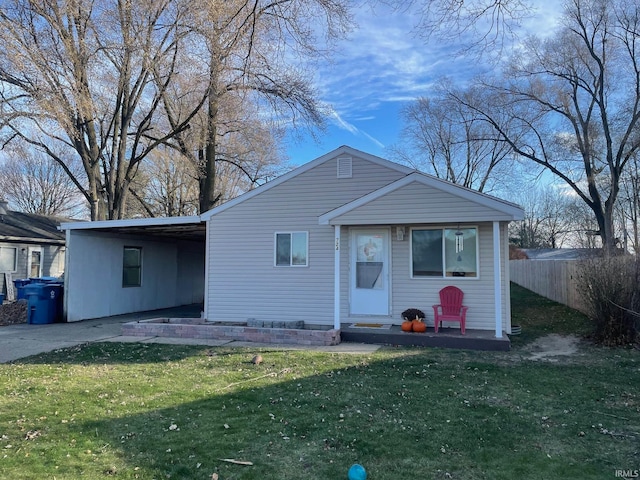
[61,146,524,337]
[0,200,67,299]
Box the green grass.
[0,287,637,480]
[509,282,594,346]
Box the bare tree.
[158,0,352,213]
[0,143,86,217]
[128,122,287,218]
[0,0,350,219]
[453,0,640,253]
[158,73,292,212]
[0,0,196,220]
[394,84,513,193]
[509,185,578,248]
[128,147,200,218]
[382,0,532,52]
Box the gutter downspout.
[334,225,341,330]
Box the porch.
[340,323,511,351]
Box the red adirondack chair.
[432,286,468,334]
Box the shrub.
[577,255,639,346]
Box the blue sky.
[286,1,562,165]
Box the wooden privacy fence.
[509,260,588,313]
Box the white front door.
[350,228,390,315]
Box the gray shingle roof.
[0,210,67,244]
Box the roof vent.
[337,156,352,178]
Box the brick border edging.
[121,319,341,346]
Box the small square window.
[275,232,308,267]
[123,247,142,287]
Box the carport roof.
[59,216,205,241]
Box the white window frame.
[274,232,309,267]
[410,226,479,279]
[0,246,18,273]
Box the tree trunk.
[199,57,220,214]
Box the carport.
[60,216,206,322]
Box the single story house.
[0,200,67,300]
[61,146,524,337]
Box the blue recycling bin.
[13,278,32,300]
[29,276,60,284]
[25,283,63,324]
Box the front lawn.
[0,287,637,480]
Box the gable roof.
[0,210,67,244]
[319,172,524,224]
[200,145,414,219]
[57,145,524,235]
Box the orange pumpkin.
[412,320,427,333]
[401,320,414,332]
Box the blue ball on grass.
[348,463,367,480]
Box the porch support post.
[493,221,503,338]
[334,225,341,330]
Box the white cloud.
[328,109,359,135]
[291,0,566,159]
[326,107,385,149]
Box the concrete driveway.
[0,305,379,363]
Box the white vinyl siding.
[330,181,515,225]
[44,246,66,278]
[207,154,407,326]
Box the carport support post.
[493,221,503,338]
[334,225,341,330]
